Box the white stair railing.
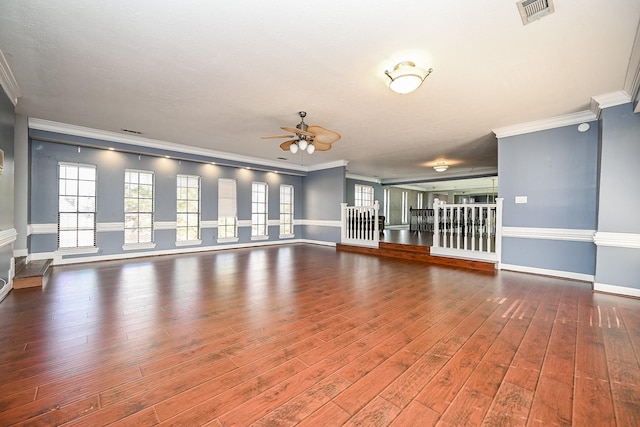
[340,201,380,248]
[432,198,503,266]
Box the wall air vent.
[517,0,555,25]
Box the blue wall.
[595,103,640,292]
[302,166,345,242]
[0,90,14,285]
[498,121,599,277]
[28,138,307,261]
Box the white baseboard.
[593,282,640,298]
[26,239,336,266]
[500,263,594,282]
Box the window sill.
[251,235,269,241]
[175,239,202,247]
[122,242,156,251]
[56,247,100,256]
[279,234,295,239]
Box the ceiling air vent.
[517,0,555,25]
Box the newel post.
[340,202,347,243]
[495,198,504,269]
[432,199,440,248]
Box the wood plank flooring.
[0,243,638,426]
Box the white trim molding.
[346,173,382,184]
[28,223,58,235]
[594,282,640,298]
[430,246,497,263]
[97,222,125,232]
[0,228,17,249]
[501,263,594,283]
[295,219,341,228]
[593,232,640,249]
[502,227,595,242]
[201,220,217,228]
[493,110,597,139]
[154,221,176,230]
[307,160,349,171]
[591,91,632,117]
[0,49,21,106]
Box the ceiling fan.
[262,111,341,154]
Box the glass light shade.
[433,163,448,172]
[298,139,308,150]
[385,62,431,94]
[306,143,315,154]
[289,143,299,154]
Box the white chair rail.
[340,201,380,248]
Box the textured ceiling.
[1,1,639,185]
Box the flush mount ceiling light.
[385,61,433,94]
[433,162,449,172]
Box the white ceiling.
[1,1,639,184]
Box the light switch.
[515,196,527,204]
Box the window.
[383,188,390,224]
[124,170,154,245]
[251,182,268,238]
[58,163,96,249]
[401,191,408,224]
[355,184,374,207]
[417,193,424,209]
[176,174,200,242]
[218,178,237,240]
[279,185,294,236]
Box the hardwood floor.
[0,244,638,426]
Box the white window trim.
[251,181,269,239]
[124,169,155,246]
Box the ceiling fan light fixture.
[385,61,432,94]
[298,139,308,150]
[289,143,299,154]
[433,162,449,172]
[306,143,315,154]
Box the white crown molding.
[593,232,640,249]
[28,118,309,173]
[0,228,17,249]
[0,50,21,106]
[346,173,381,184]
[502,227,595,242]
[590,90,632,118]
[624,20,640,104]
[307,160,349,172]
[493,110,597,139]
[381,167,499,185]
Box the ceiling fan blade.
[312,141,332,151]
[281,126,314,137]
[307,125,341,144]
[279,140,297,151]
[261,134,294,139]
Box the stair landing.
[336,242,496,273]
[14,257,53,289]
